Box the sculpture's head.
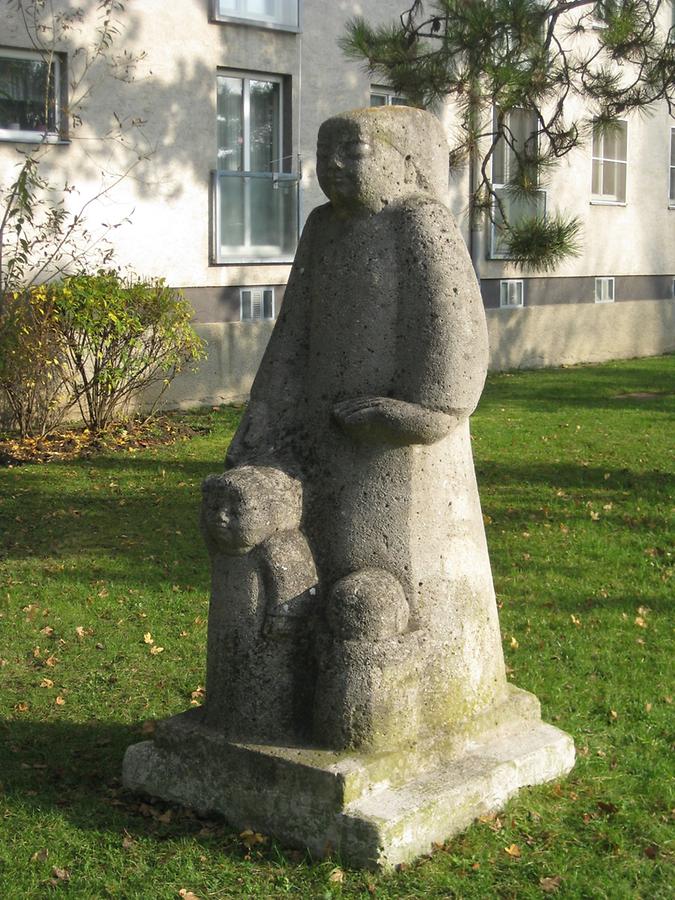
[316,106,449,213]
[201,466,303,556]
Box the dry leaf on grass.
[329,867,345,883]
[40,678,54,688]
[504,843,521,858]
[55,696,66,706]
[143,632,154,645]
[31,848,48,863]
[150,645,164,655]
[178,890,200,900]
[50,866,70,882]
[539,875,562,893]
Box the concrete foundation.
[123,686,574,870]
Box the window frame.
[0,46,66,144]
[240,286,276,321]
[499,279,525,308]
[669,127,675,209]
[594,276,615,303]
[211,0,301,33]
[369,85,408,107]
[213,69,299,265]
[489,107,546,260]
[590,119,628,205]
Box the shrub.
[0,286,73,438]
[0,272,206,436]
[52,271,206,432]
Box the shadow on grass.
[479,360,675,414]
[0,719,264,858]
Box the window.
[670,128,675,207]
[500,280,524,308]
[594,277,615,303]
[240,287,275,321]
[591,120,627,203]
[213,0,300,30]
[213,71,299,263]
[370,86,408,107]
[490,108,546,258]
[0,47,63,142]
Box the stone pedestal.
[123,686,573,870]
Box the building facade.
[0,0,673,407]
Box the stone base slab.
[123,697,574,869]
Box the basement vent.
[594,277,615,303]
[499,279,524,308]
[240,287,275,321]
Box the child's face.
[206,484,280,555]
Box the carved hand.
[332,396,460,446]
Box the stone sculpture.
[124,106,575,869]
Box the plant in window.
[341,0,675,270]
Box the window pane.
[0,55,56,133]
[241,290,252,320]
[670,168,675,203]
[219,174,246,248]
[591,159,602,195]
[670,130,675,166]
[249,79,280,172]
[217,76,244,171]
[263,289,274,319]
[217,0,298,28]
[369,93,386,107]
[391,96,408,106]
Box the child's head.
[202,466,302,555]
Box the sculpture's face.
[204,485,272,555]
[316,120,408,211]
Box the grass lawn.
[0,355,673,899]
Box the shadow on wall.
[487,299,675,371]
[153,321,276,410]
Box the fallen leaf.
[645,702,652,713]
[643,844,658,859]
[504,843,521,858]
[31,848,48,863]
[143,632,154,645]
[0,658,7,667]
[540,875,563,893]
[75,626,86,639]
[122,835,135,851]
[51,866,70,882]
[597,801,618,815]
[609,709,618,721]
[634,616,647,628]
[510,636,519,649]
[40,626,54,636]
[149,645,164,655]
[156,809,173,824]
[329,867,345,883]
[178,891,200,900]
[55,696,66,706]
[40,678,54,688]
[589,510,600,521]
[45,655,58,667]
[239,829,266,848]
[14,702,29,713]
[570,614,581,626]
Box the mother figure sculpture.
[202,105,507,751]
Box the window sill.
[0,131,68,145]
[210,14,300,33]
[590,199,626,206]
[211,257,294,266]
